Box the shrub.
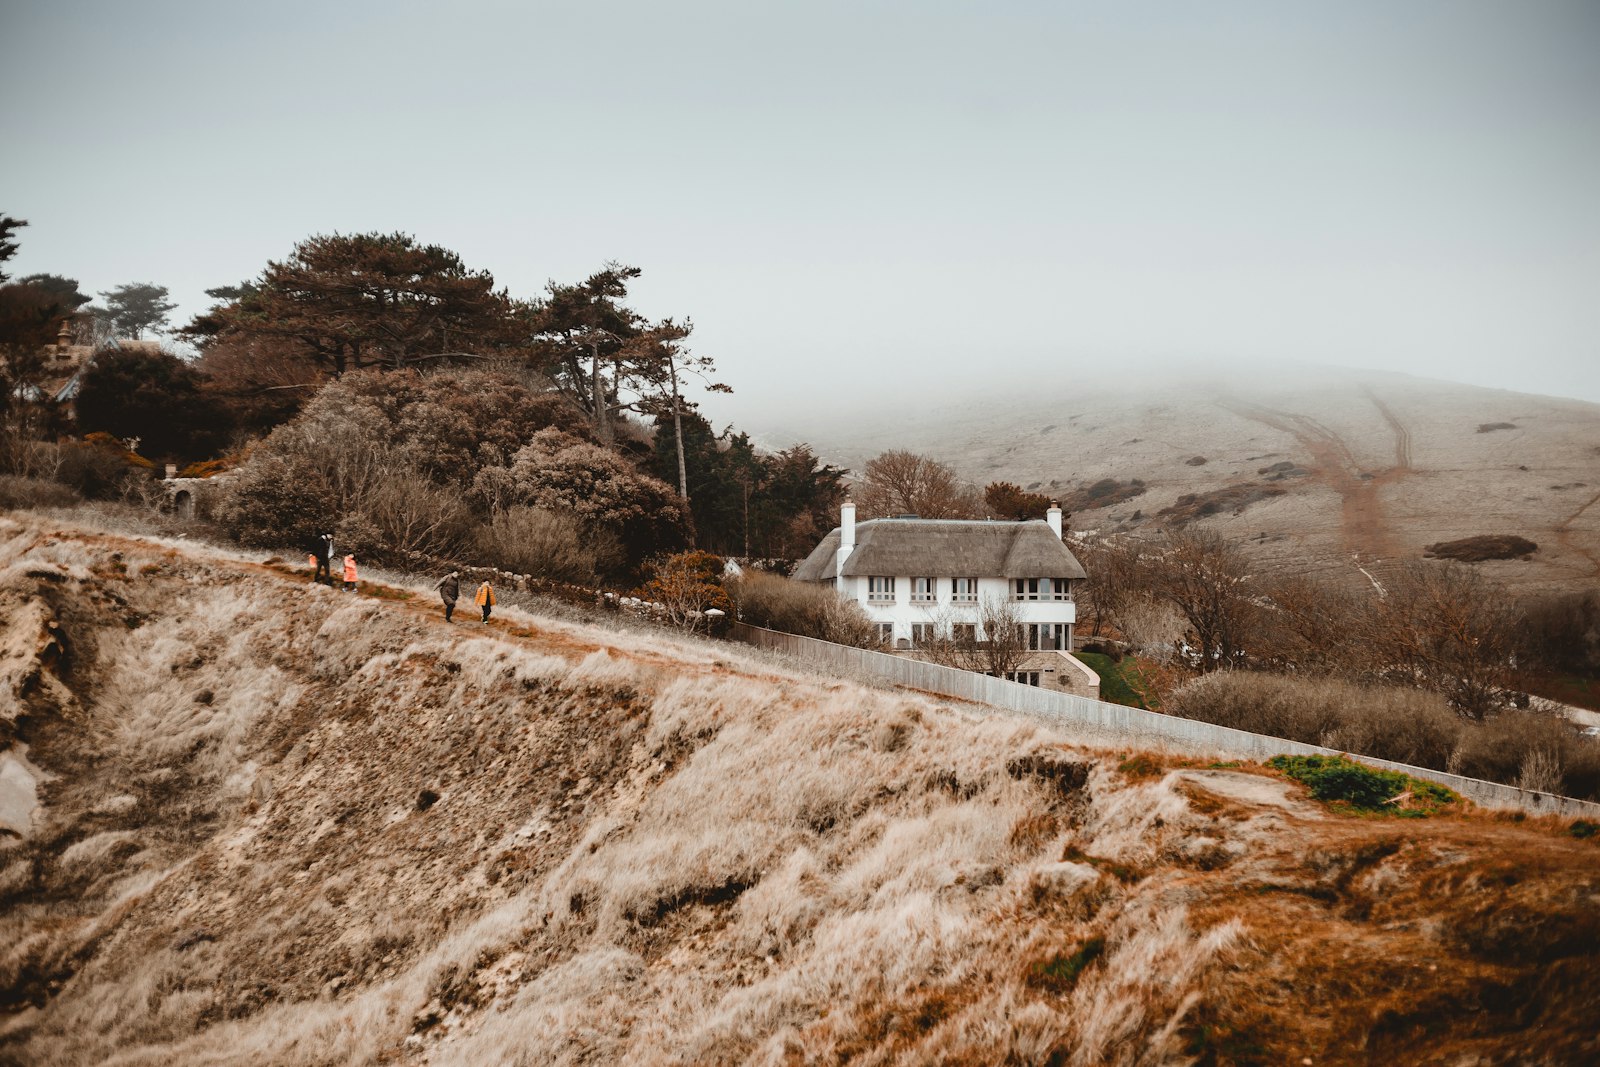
[474,507,620,585]
[216,452,330,550]
[1424,535,1538,562]
[1517,588,1600,673]
[1450,711,1600,799]
[1174,672,1600,801]
[1267,755,1457,814]
[473,428,688,573]
[218,369,591,566]
[55,434,152,500]
[0,474,81,509]
[638,551,733,631]
[726,570,878,647]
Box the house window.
[950,623,977,645]
[868,576,895,602]
[911,577,935,603]
[1028,623,1068,651]
[951,577,977,603]
[875,623,894,646]
[1014,578,1073,601]
[1004,671,1042,687]
[911,623,934,647]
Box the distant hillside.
[3,515,1599,1064]
[778,367,1600,591]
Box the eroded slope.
[0,516,1596,1066]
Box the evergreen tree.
[98,282,178,339]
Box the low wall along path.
[731,623,1600,819]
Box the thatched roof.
[792,519,1086,583]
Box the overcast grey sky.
[3,0,1597,424]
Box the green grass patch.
[1026,937,1106,993]
[1267,754,1457,816]
[1116,754,1164,780]
[1073,652,1159,710]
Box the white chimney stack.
[1047,502,1063,538]
[836,500,856,580]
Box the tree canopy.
[186,232,518,377]
[0,215,23,282]
[16,274,90,312]
[75,347,226,460]
[528,264,726,447]
[98,283,177,339]
[984,481,1056,522]
[855,449,982,520]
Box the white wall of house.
[835,574,1077,646]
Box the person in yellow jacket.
[474,580,495,622]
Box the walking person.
[434,571,460,622]
[312,533,334,586]
[342,554,358,592]
[474,579,495,623]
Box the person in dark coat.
[312,533,335,586]
[434,571,461,622]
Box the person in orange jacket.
[342,554,358,592]
[474,580,495,622]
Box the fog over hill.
[3,515,1599,1064]
[768,364,1600,591]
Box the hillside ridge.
[783,368,1600,591]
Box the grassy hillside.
[2,514,1598,1065]
[784,367,1600,592]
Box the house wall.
[840,575,1076,646]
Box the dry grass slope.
[0,514,1597,1066]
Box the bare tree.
[1364,561,1523,720]
[855,449,983,519]
[918,598,1029,677]
[1253,570,1369,675]
[978,596,1031,678]
[1148,527,1259,672]
[1074,535,1157,641]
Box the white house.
[792,502,1099,696]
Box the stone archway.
[173,490,194,520]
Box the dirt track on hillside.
[1220,391,1418,563]
[1554,489,1600,579]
